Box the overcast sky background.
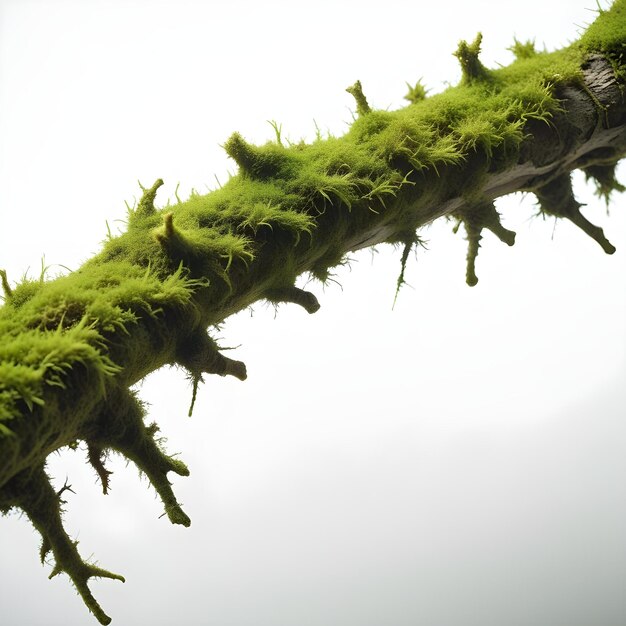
[0,1,625,625]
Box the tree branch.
[0,2,625,622]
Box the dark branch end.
[265,286,321,314]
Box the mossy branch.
[6,466,125,625]
[1,2,625,622]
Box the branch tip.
[453,201,514,285]
[535,174,616,254]
[176,332,247,383]
[15,467,124,625]
[136,178,164,217]
[154,212,178,250]
[0,269,12,299]
[465,229,481,287]
[454,33,490,83]
[265,286,321,314]
[163,212,174,237]
[486,222,516,247]
[87,445,113,495]
[346,80,371,116]
[94,391,192,528]
[223,357,247,381]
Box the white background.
[0,1,625,625]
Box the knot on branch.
[534,173,616,254]
[453,200,516,286]
[346,80,371,116]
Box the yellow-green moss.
[0,2,625,623]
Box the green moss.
[5,279,44,309]
[580,0,626,55]
[584,161,626,203]
[581,0,626,82]
[223,132,299,180]
[1,3,625,623]
[404,79,428,104]
[454,33,491,84]
[508,38,538,60]
[2,1,610,454]
[346,80,372,116]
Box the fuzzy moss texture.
[1,3,625,624]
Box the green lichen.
[1,1,625,623]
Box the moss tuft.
[508,38,538,60]
[404,79,428,104]
[454,33,491,84]
[583,161,626,204]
